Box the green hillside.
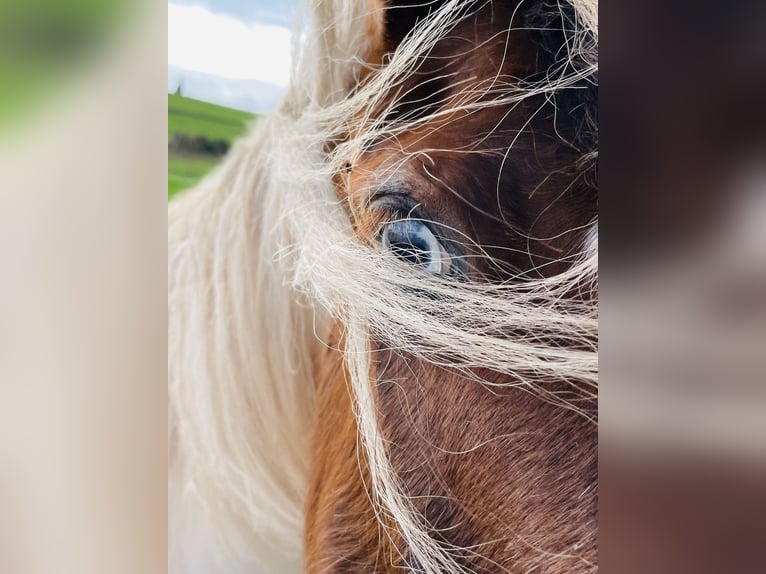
[168,94,257,198]
[168,93,255,142]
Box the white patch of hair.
[169,0,598,572]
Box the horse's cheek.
[304,335,398,573]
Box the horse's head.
[168,1,597,572]
[306,1,597,572]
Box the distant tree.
[175,80,183,97]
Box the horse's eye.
[380,219,449,274]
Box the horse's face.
[307,1,597,571]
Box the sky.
[168,0,297,113]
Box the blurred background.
[0,1,763,573]
[167,0,296,197]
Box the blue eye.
[380,219,449,274]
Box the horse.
[168,1,598,572]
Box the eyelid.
[368,192,435,234]
[368,192,422,217]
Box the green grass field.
[168,154,220,198]
[168,93,256,198]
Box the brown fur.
[306,2,597,571]
[305,329,401,573]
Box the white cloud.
[168,2,292,86]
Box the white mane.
[169,1,598,572]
